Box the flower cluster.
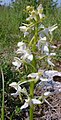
[12,41,33,69]
[37,24,58,66]
[26,4,44,21]
[9,81,51,109]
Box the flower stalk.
[1,68,4,120]
[30,81,34,120]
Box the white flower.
[44,92,51,96]
[12,57,22,69]
[20,98,41,110]
[42,24,58,36]
[49,24,58,34]
[47,58,55,66]
[39,24,58,37]
[17,42,26,51]
[40,77,48,81]
[26,16,32,21]
[9,82,19,90]
[23,50,33,62]
[24,31,29,37]
[37,4,43,13]
[50,45,57,49]
[26,9,37,21]
[21,102,28,110]
[16,41,33,62]
[9,82,21,97]
[43,44,49,55]
[38,13,44,19]
[19,26,27,32]
[16,42,26,54]
[32,99,41,104]
[37,4,45,19]
[36,37,46,50]
[9,82,28,97]
[31,10,37,21]
[17,42,25,47]
[28,70,44,81]
[38,24,45,29]
[28,73,39,80]
[40,14,45,19]
[27,54,33,61]
[21,51,33,62]
[50,53,56,56]
[41,37,46,41]
[20,97,30,110]
[16,48,26,54]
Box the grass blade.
[1,68,4,120]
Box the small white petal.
[39,14,43,19]
[44,92,51,96]
[28,73,38,78]
[10,83,22,97]
[38,24,45,29]
[17,42,26,52]
[44,45,49,52]
[12,61,21,67]
[50,45,57,49]
[12,57,22,69]
[32,99,41,104]
[11,92,19,97]
[40,77,48,81]
[27,54,33,61]
[44,70,58,77]
[22,52,29,60]
[36,37,46,51]
[24,32,29,37]
[50,53,56,56]
[19,26,27,32]
[9,82,21,91]
[41,37,46,41]
[20,102,28,109]
[17,49,26,54]
[47,59,55,66]
[17,42,24,47]
[59,89,61,92]
[49,24,58,32]
[43,45,49,55]
[37,4,43,12]
[9,82,18,90]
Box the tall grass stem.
[1,68,4,120]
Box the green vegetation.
[0,0,61,119]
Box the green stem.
[29,23,38,120]
[1,68,4,120]
[29,55,36,120]
[30,104,34,120]
[30,82,34,120]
